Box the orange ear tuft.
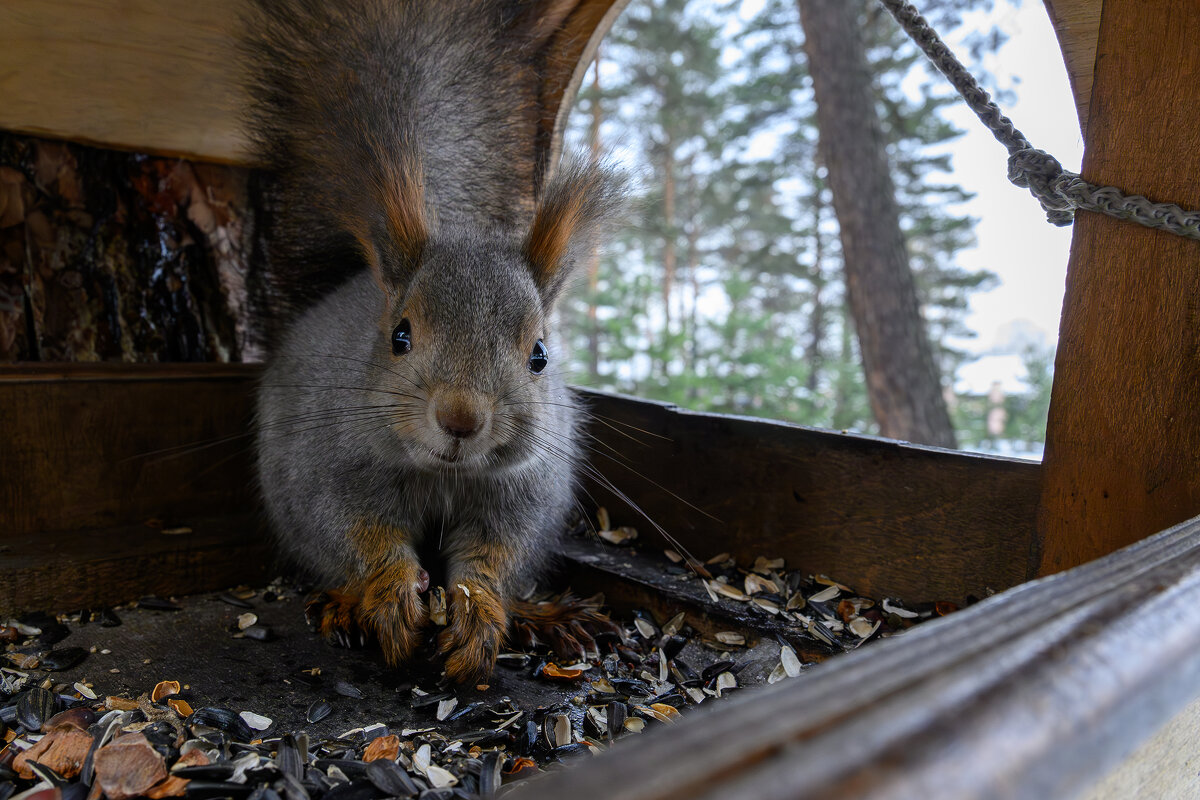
[525,156,625,302]
[378,149,429,276]
[338,145,429,290]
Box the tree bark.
[796,0,956,448]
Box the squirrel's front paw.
[358,563,431,666]
[438,582,507,683]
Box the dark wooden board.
[523,512,1200,800]
[1,516,270,613]
[1037,0,1200,575]
[579,391,1041,603]
[0,363,258,536]
[1,364,1041,610]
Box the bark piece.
[363,734,401,762]
[13,725,94,779]
[93,732,168,800]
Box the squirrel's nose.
[436,405,483,439]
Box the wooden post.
[1037,0,1200,575]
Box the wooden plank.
[580,391,1041,603]
[522,512,1200,800]
[0,516,270,613]
[1036,0,1200,575]
[0,363,1040,615]
[0,363,259,535]
[0,0,627,166]
[1080,695,1200,800]
[1043,0,1101,134]
[0,0,247,163]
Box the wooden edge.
[540,0,631,172]
[576,386,1041,601]
[0,362,261,383]
[1042,0,1101,135]
[0,515,271,614]
[520,513,1200,799]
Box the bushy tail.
[240,0,554,335]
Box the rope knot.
[1008,148,1074,226]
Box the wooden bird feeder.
[2,0,1199,797]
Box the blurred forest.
[559,0,1052,456]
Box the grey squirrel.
[243,0,624,681]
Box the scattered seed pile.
[1,511,957,799]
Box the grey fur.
[246,0,625,668]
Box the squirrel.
[242,0,624,682]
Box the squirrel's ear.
[525,156,626,304]
[350,149,429,291]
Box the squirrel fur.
[243,0,624,681]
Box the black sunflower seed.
[364,759,419,797]
[16,687,56,731]
[138,596,182,612]
[306,699,332,724]
[41,647,88,671]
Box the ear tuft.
[340,145,430,290]
[525,154,627,303]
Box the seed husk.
[435,698,458,721]
[714,631,745,646]
[152,680,181,703]
[238,711,273,731]
[167,698,193,718]
[16,686,56,731]
[808,584,841,603]
[302,699,331,725]
[780,644,802,677]
[882,598,920,619]
[334,681,364,699]
[596,507,611,532]
[707,580,748,602]
[236,613,258,631]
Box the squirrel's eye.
[528,339,548,374]
[392,319,412,356]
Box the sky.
[935,2,1084,367]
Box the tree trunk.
[795,0,956,448]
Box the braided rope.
[879,0,1200,241]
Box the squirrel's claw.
[306,589,369,650]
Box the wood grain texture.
[1080,695,1200,800]
[522,512,1200,800]
[0,0,247,163]
[0,0,628,167]
[1037,0,1200,576]
[1043,0,1101,134]
[0,363,258,534]
[580,390,1041,603]
[0,516,270,614]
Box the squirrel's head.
[349,153,624,472]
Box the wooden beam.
[521,513,1200,800]
[1042,0,1101,134]
[1036,0,1200,575]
